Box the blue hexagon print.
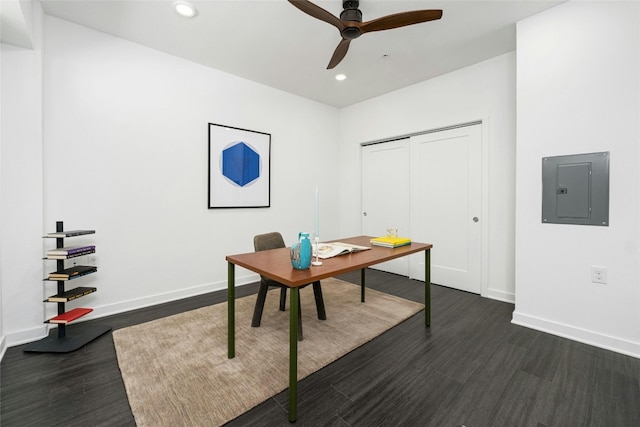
[221,142,260,187]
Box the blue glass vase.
[290,232,312,270]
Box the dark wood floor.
[2,269,639,426]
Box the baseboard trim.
[0,334,7,361]
[484,288,515,304]
[512,311,640,359]
[5,273,260,349]
[89,274,258,320]
[4,325,49,348]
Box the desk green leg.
[425,249,431,327]
[289,287,299,422]
[228,262,235,359]
[360,268,366,302]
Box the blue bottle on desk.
[290,232,312,270]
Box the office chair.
[251,232,326,341]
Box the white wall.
[0,1,43,350]
[0,36,3,361]
[1,14,340,346]
[0,40,3,360]
[514,0,640,357]
[339,52,517,302]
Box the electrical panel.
[541,152,609,226]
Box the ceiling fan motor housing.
[341,0,362,21]
[340,0,363,39]
[342,1,360,10]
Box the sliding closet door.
[361,139,410,276]
[409,125,482,294]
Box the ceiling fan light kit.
[288,0,442,69]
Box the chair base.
[251,281,326,341]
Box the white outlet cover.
[591,266,607,284]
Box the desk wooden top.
[226,235,432,288]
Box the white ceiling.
[32,1,564,107]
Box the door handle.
[473,217,479,222]
[363,212,367,216]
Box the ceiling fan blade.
[287,0,345,32]
[327,39,351,69]
[360,10,443,34]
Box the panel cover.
[541,152,609,226]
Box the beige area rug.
[112,278,424,426]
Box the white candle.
[314,187,319,238]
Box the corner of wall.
[0,334,6,362]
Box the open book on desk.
[314,242,371,259]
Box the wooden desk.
[226,235,432,422]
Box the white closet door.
[361,139,410,276]
[409,124,482,294]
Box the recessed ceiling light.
[335,74,347,81]
[174,1,198,18]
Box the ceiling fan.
[287,0,443,69]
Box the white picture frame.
[208,123,271,208]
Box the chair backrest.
[254,232,285,252]
[254,232,287,288]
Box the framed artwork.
[208,123,271,208]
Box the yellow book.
[370,236,412,248]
